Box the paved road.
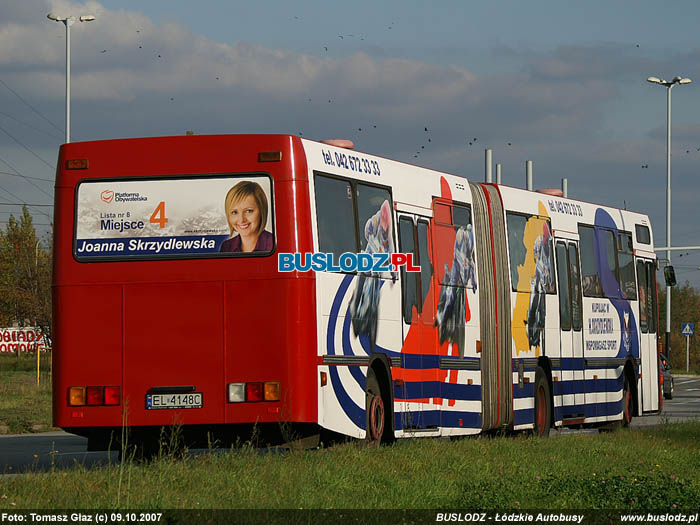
[632,375,700,427]
[2,375,699,474]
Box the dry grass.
[0,354,53,434]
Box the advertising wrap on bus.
[74,175,274,259]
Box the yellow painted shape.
[512,202,550,356]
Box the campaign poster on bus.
[74,175,274,259]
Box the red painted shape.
[440,176,453,201]
[396,177,476,408]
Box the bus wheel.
[366,368,385,445]
[534,367,551,437]
[622,376,633,427]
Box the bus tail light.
[68,386,120,406]
[264,381,281,401]
[228,382,281,402]
[86,386,103,406]
[228,383,245,402]
[104,386,121,405]
[258,151,282,162]
[246,382,264,402]
[66,158,88,169]
[69,387,86,406]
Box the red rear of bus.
[52,134,317,450]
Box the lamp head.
[47,12,62,21]
[79,15,96,22]
[647,76,663,84]
[679,77,692,85]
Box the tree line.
[659,283,700,371]
[0,206,52,346]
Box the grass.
[0,353,54,434]
[1,421,699,511]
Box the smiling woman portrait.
[220,180,273,253]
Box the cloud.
[2,0,700,259]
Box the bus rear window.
[74,175,274,260]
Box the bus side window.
[602,229,620,296]
[434,203,475,289]
[568,243,583,332]
[507,213,555,294]
[507,213,528,292]
[399,217,419,324]
[416,220,433,310]
[637,259,648,333]
[579,225,603,297]
[434,202,451,224]
[453,205,471,228]
[618,232,637,300]
[356,184,394,255]
[314,175,358,257]
[647,262,657,333]
[635,224,651,245]
[556,242,571,331]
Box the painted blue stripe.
[514,408,534,427]
[515,397,626,427]
[400,355,480,370]
[398,381,481,401]
[442,410,481,429]
[513,384,535,399]
[441,381,482,401]
[513,375,624,399]
[394,410,482,430]
[327,274,365,429]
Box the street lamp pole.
[47,13,96,144]
[647,75,692,358]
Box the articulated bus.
[52,134,662,451]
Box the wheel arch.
[624,357,639,417]
[537,356,554,428]
[368,354,395,437]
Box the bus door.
[636,258,659,412]
[555,240,586,420]
[398,214,439,430]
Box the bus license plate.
[146,393,203,410]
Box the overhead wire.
[0,170,53,183]
[0,77,64,136]
[0,154,54,200]
[0,79,59,227]
[0,122,56,171]
[0,111,63,141]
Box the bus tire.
[622,375,633,427]
[534,366,551,437]
[366,367,385,445]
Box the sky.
[2,0,700,292]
